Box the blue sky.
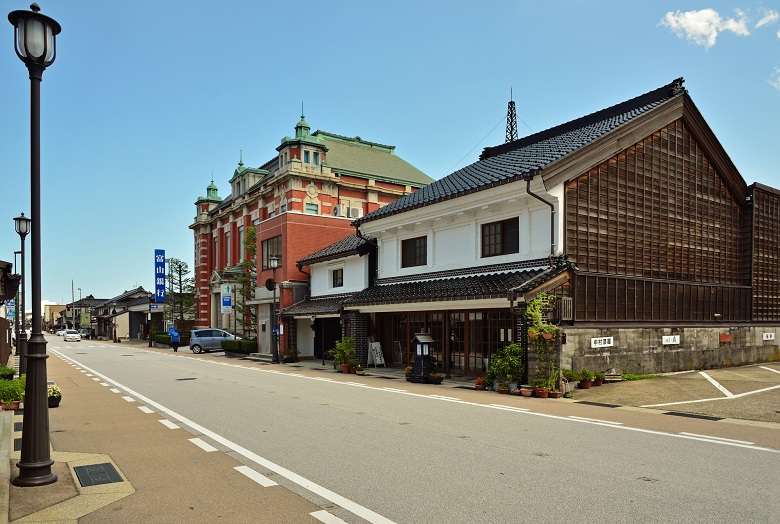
[1,0,778,307]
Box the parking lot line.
[699,371,735,398]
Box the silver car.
[63,329,81,342]
[189,328,240,354]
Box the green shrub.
[562,368,581,382]
[0,365,16,379]
[621,373,661,381]
[0,380,23,403]
[221,339,257,354]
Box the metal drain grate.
[176,377,197,381]
[74,463,123,486]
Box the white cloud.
[755,10,779,28]
[660,8,750,48]
[770,67,780,91]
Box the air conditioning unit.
[347,207,363,218]
[332,205,342,217]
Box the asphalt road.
[48,338,780,524]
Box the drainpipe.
[525,174,555,264]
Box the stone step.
[246,353,274,364]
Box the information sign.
[221,284,233,314]
[154,249,166,303]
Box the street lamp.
[111,307,117,343]
[14,213,30,375]
[13,251,21,356]
[147,292,154,347]
[270,256,280,363]
[8,3,61,487]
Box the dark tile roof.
[354,78,686,225]
[343,258,574,307]
[282,294,354,317]
[297,234,374,267]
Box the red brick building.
[189,115,432,355]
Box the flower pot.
[474,384,486,390]
[340,364,351,374]
[427,376,444,384]
[48,396,61,408]
[534,388,548,398]
[498,389,509,394]
[542,333,554,340]
[593,378,604,386]
[579,380,592,389]
[1,400,20,411]
[548,391,562,399]
[520,387,533,397]
[0,373,15,381]
[355,370,366,376]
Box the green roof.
[315,131,432,187]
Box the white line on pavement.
[310,510,348,524]
[569,415,623,425]
[189,438,218,452]
[700,371,735,397]
[138,406,154,414]
[159,419,179,429]
[234,465,277,487]
[679,432,754,445]
[122,396,135,403]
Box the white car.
[55,328,66,336]
[63,329,81,342]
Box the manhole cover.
[74,463,123,486]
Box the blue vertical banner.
[154,249,166,303]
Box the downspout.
[525,174,555,264]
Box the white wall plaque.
[590,337,614,349]
[763,332,775,341]
[662,335,680,345]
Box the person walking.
[171,329,180,352]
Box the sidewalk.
[1,339,331,524]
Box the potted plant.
[497,380,509,394]
[355,364,366,376]
[531,378,549,398]
[0,365,15,381]
[0,379,23,410]
[547,366,563,398]
[474,376,487,390]
[404,366,413,381]
[47,384,63,408]
[427,372,444,385]
[281,347,299,364]
[328,337,356,374]
[579,368,594,389]
[519,385,534,397]
[594,371,605,386]
[487,343,524,392]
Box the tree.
[166,258,195,332]
[234,226,257,335]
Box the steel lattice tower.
[505,89,518,143]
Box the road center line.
[679,432,754,445]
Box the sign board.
[762,332,775,341]
[368,342,385,367]
[221,284,233,314]
[590,337,614,349]
[154,249,166,303]
[662,335,680,345]
[150,304,159,310]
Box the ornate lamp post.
[270,256,280,363]
[13,250,21,355]
[14,213,31,375]
[8,3,61,487]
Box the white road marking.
[100,382,109,387]
[234,465,277,487]
[761,366,780,375]
[569,416,623,425]
[700,371,735,397]
[679,432,754,445]
[138,406,154,414]
[109,388,121,393]
[310,510,348,524]
[642,383,780,407]
[159,419,179,429]
[122,396,135,403]
[488,404,530,413]
[429,395,460,401]
[189,438,218,452]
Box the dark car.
[79,328,90,339]
[189,328,241,353]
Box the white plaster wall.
[369,188,560,279]
[311,254,368,297]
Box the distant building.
[190,115,432,355]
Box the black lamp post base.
[12,461,57,487]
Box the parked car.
[55,328,67,336]
[79,328,90,339]
[63,329,81,342]
[189,328,241,354]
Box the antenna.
[505,88,518,143]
